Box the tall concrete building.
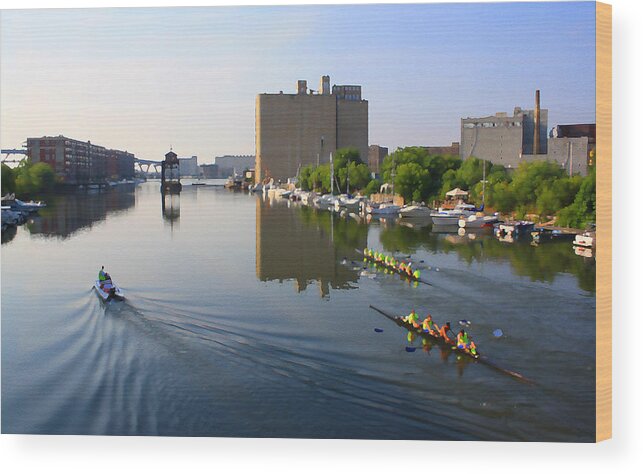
[461,90,549,167]
[255,75,368,183]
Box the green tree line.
[294,146,596,229]
[1,161,57,196]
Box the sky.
[0,2,596,163]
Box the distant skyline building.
[214,155,255,177]
[255,75,368,183]
[26,135,135,184]
[199,163,219,179]
[367,145,388,175]
[178,155,199,177]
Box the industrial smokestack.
[320,75,330,95]
[534,90,541,154]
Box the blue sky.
[0,2,596,162]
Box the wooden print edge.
[596,0,612,442]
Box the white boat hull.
[431,215,462,226]
[458,215,499,228]
[94,280,125,301]
[399,205,432,218]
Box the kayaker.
[422,314,439,336]
[438,321,454,344]
[98,266,110,282]
[413,269,421,280]
[457,330,477,355]
[404,309,420,328]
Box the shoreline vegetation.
[2,161,57,197]
[298,146,596,229]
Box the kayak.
[94,279,125,301]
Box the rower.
[404,309,420,328]
[438,321,454,344]
[422,314,439,336]
[457,330,477,355]
[413,269,420,279]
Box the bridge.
[134,158,163,174]
[1,149,28,164]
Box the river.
[1,182,596,441]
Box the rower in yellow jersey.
[404,309,420,328]
[456,330,477,355]
[422,313,439,336]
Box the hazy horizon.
[1,2,596,163]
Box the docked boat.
[495,221,535,238]
[366,202,401,216]
[94,279,125,301]
[573,231,596,248]
[399,204,432,218]
[1,206,28,226]
[458,213,499,228]
[531,227,578,244]
[430,203,477,226]
[334,195,363,212]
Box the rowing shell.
[370,305,480,360]
[369,305,533,384]
[361,253,431,286]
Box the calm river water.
[1,182,596,441]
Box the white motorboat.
[333,195,362,212]
[367,202,401,216]
[430,203,477,226]
[94,279,125,301]
[573,231,595,248]
[398,204,432,218]
[458,213,499,228]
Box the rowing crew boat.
[369,305,533,383]
[370,305,479,359]
[362,253,427,284]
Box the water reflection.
[24,188,135,240]
[255,198,367,297]
[162,193,181,224]
[379,223,595,293]
[1,225,17,244]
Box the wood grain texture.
[596,1,612,442]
